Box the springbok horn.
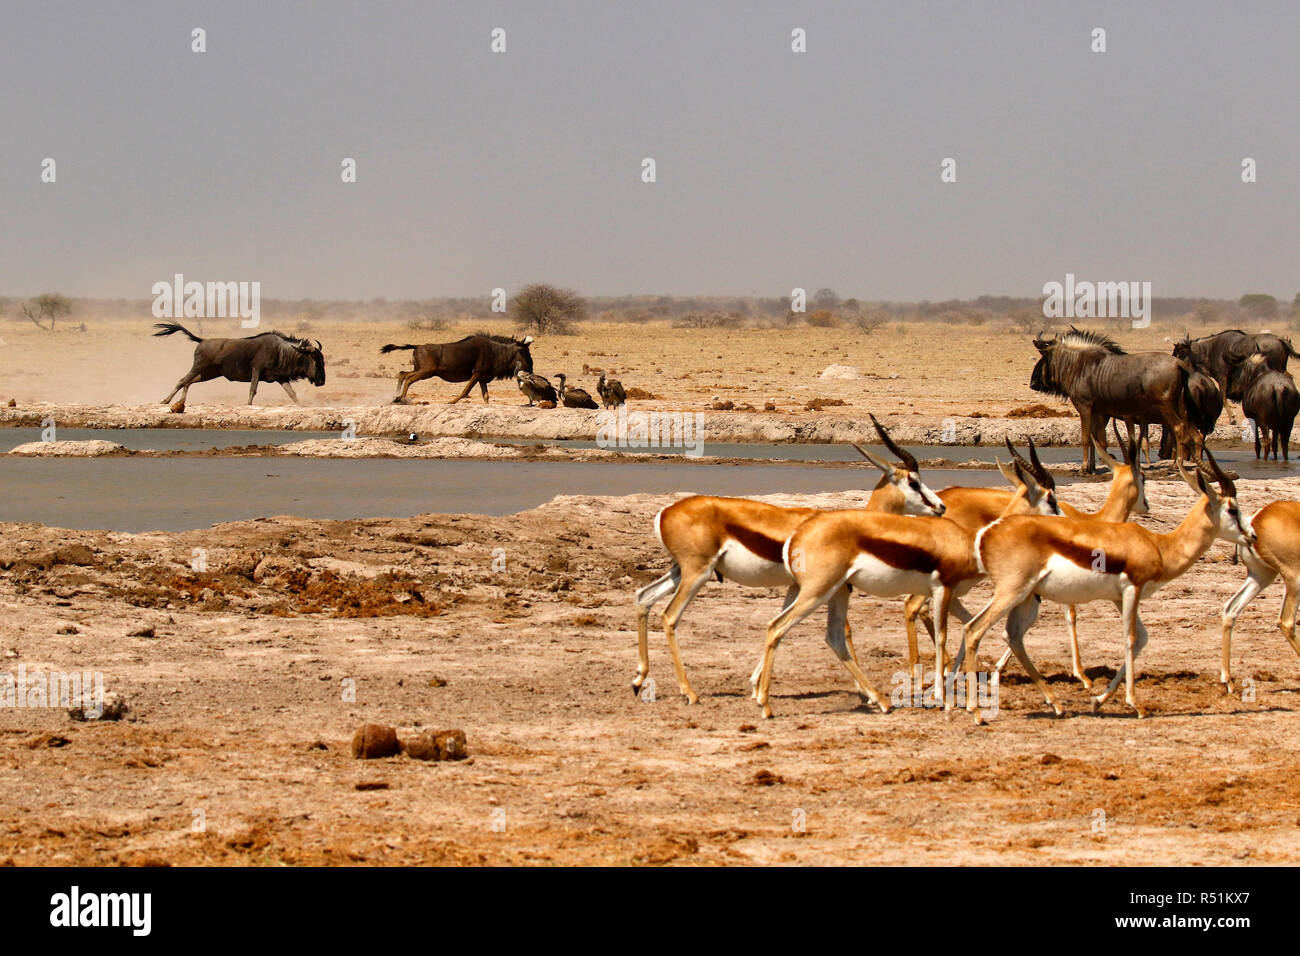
[1005,439,1038,488]
[868,414,918,472]
[1025,437,1055,490]
[1203,447,1235,498]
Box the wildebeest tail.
[153,322,204,343]
[379,344,418,354]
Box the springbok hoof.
[1090,697,1103,713]
[631,681,642,698]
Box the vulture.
[556,374,599,409]
[597,371,627,408]
[516,369,558,406]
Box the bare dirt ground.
[1,318,1258,448]
[3,476,1300,866]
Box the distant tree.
[1292,293,1300,317]
[21,293,72,331]
[1239,293,1278,319]
[813,288,841,309]
[1195,303,1221,326]
[806,309,839,328]
[842,297,861,313]
[511,283,586,335]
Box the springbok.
[750,459,1046,718]
[990,431,1149,687]
[904,438,1063,660]
[1219,501,1300,693]
[957,451,1254,722]
[633,416,944,704]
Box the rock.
[252,554,299,583]
[68,691,130,722]
[819,364,860,380]
[127,624,156,638]
[5,399,14,407]
[352,723,401,759]
[8,440,128,457]
[402,728,469,762]
[26,733,70,748]
[52,544,95,566]
[56,623,80,635]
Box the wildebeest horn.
[315,339,323,351]
[868,413,918,472]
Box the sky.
[2,0,1297,301]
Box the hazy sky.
[2,0,1297,301]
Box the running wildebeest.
[1231,354,1300,460]
[379,333,534,404]
[154,323,325,407]
[1174,330,1299,402]
[1031,327,1195,472]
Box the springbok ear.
[854,444,893,474]
[995,459,1021,488]
[1012,459,1041,496]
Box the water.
[0,457,1022,533]
[0,427,337,453]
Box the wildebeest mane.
[1033,327,1127,399]
[255,330,322,381]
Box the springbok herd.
[634,417,1300,722]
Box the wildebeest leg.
[395,368,436,403]
[280,382,300,404]
[479,377,490,403]
[448,373,480,404]
[163,369,200,404]
[248,368,260,404]
[1078,406,1096,472]
[1254,417,1262,459]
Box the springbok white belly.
[1035,554,1124,605]
[847,554,933,598]
[716,543,790,588]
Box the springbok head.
[857,414,945,517]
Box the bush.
[512,283,586,335]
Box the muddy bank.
[0,400,1091,446]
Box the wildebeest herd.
[154,325,627,412]
[1032,326,1300,466]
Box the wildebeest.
[1231,354,1300,460]
[379,333,534,403]
[154,322,325,407]
[1031,327,1195,472]
[1174,330,1299,401]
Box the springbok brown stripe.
[855,535,938,575]
[1053,537,1128,576]
[723,524,786,563]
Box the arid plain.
[2,316,1299,865]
